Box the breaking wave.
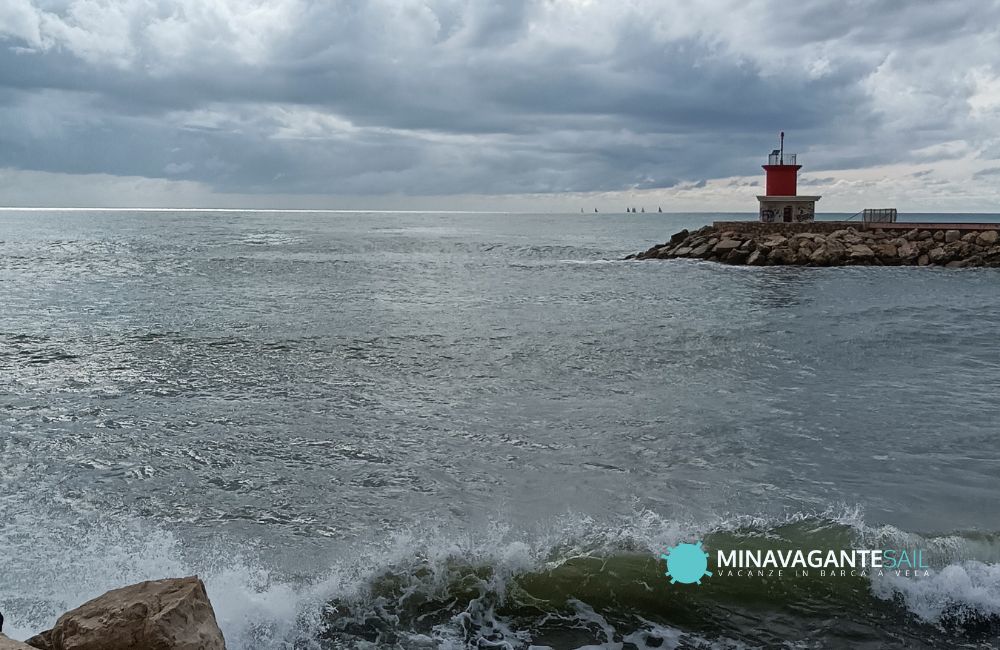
[3,508,999,649]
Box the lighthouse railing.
[767,153,797,165]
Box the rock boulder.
[690,243,712,257]
[928,247,950,264]
[713,239,742,252]
[848,244,875,260]
[25,577,225,650]
[979,230,999,245]
[668,229,689,245]
[1,635,37,650]
[874,243,898,259]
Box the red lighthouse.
[757,132,820,223]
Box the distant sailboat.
[658,206,662,213]
[594,208,598,213]
[641,207,645,213]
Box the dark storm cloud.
[0,0,999,199]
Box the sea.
[1,209,999,649]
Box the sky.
[2,0,1000,212]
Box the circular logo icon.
[660,541,713,585]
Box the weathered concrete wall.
[713,221,850,236]
[757,200,816,223]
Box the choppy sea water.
[1,209,999,649]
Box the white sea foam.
[3,507,1000,648]
[872,561,1000,622]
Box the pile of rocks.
[628,225,1000,267]
[0,577,225,650]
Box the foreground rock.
[627,225,1000,267]
[25,577,225,650]
[1,635,36,650]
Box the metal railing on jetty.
[845,208,898,223]
[862,208,897,223]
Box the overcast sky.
[2,0,1000,211]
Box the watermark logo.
[660,541,713,585]
[659,540,931,585]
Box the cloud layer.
[2,0,1000,209]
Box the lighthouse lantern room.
[757,132,820,223]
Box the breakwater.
[628,222,1000,267]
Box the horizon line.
[0,207,529,214]
[1,207,999,215]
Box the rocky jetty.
[2,577,225,650]
[627,225,1000,267]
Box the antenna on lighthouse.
[779,131,785,165]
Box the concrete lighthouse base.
[757,195,821,223]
